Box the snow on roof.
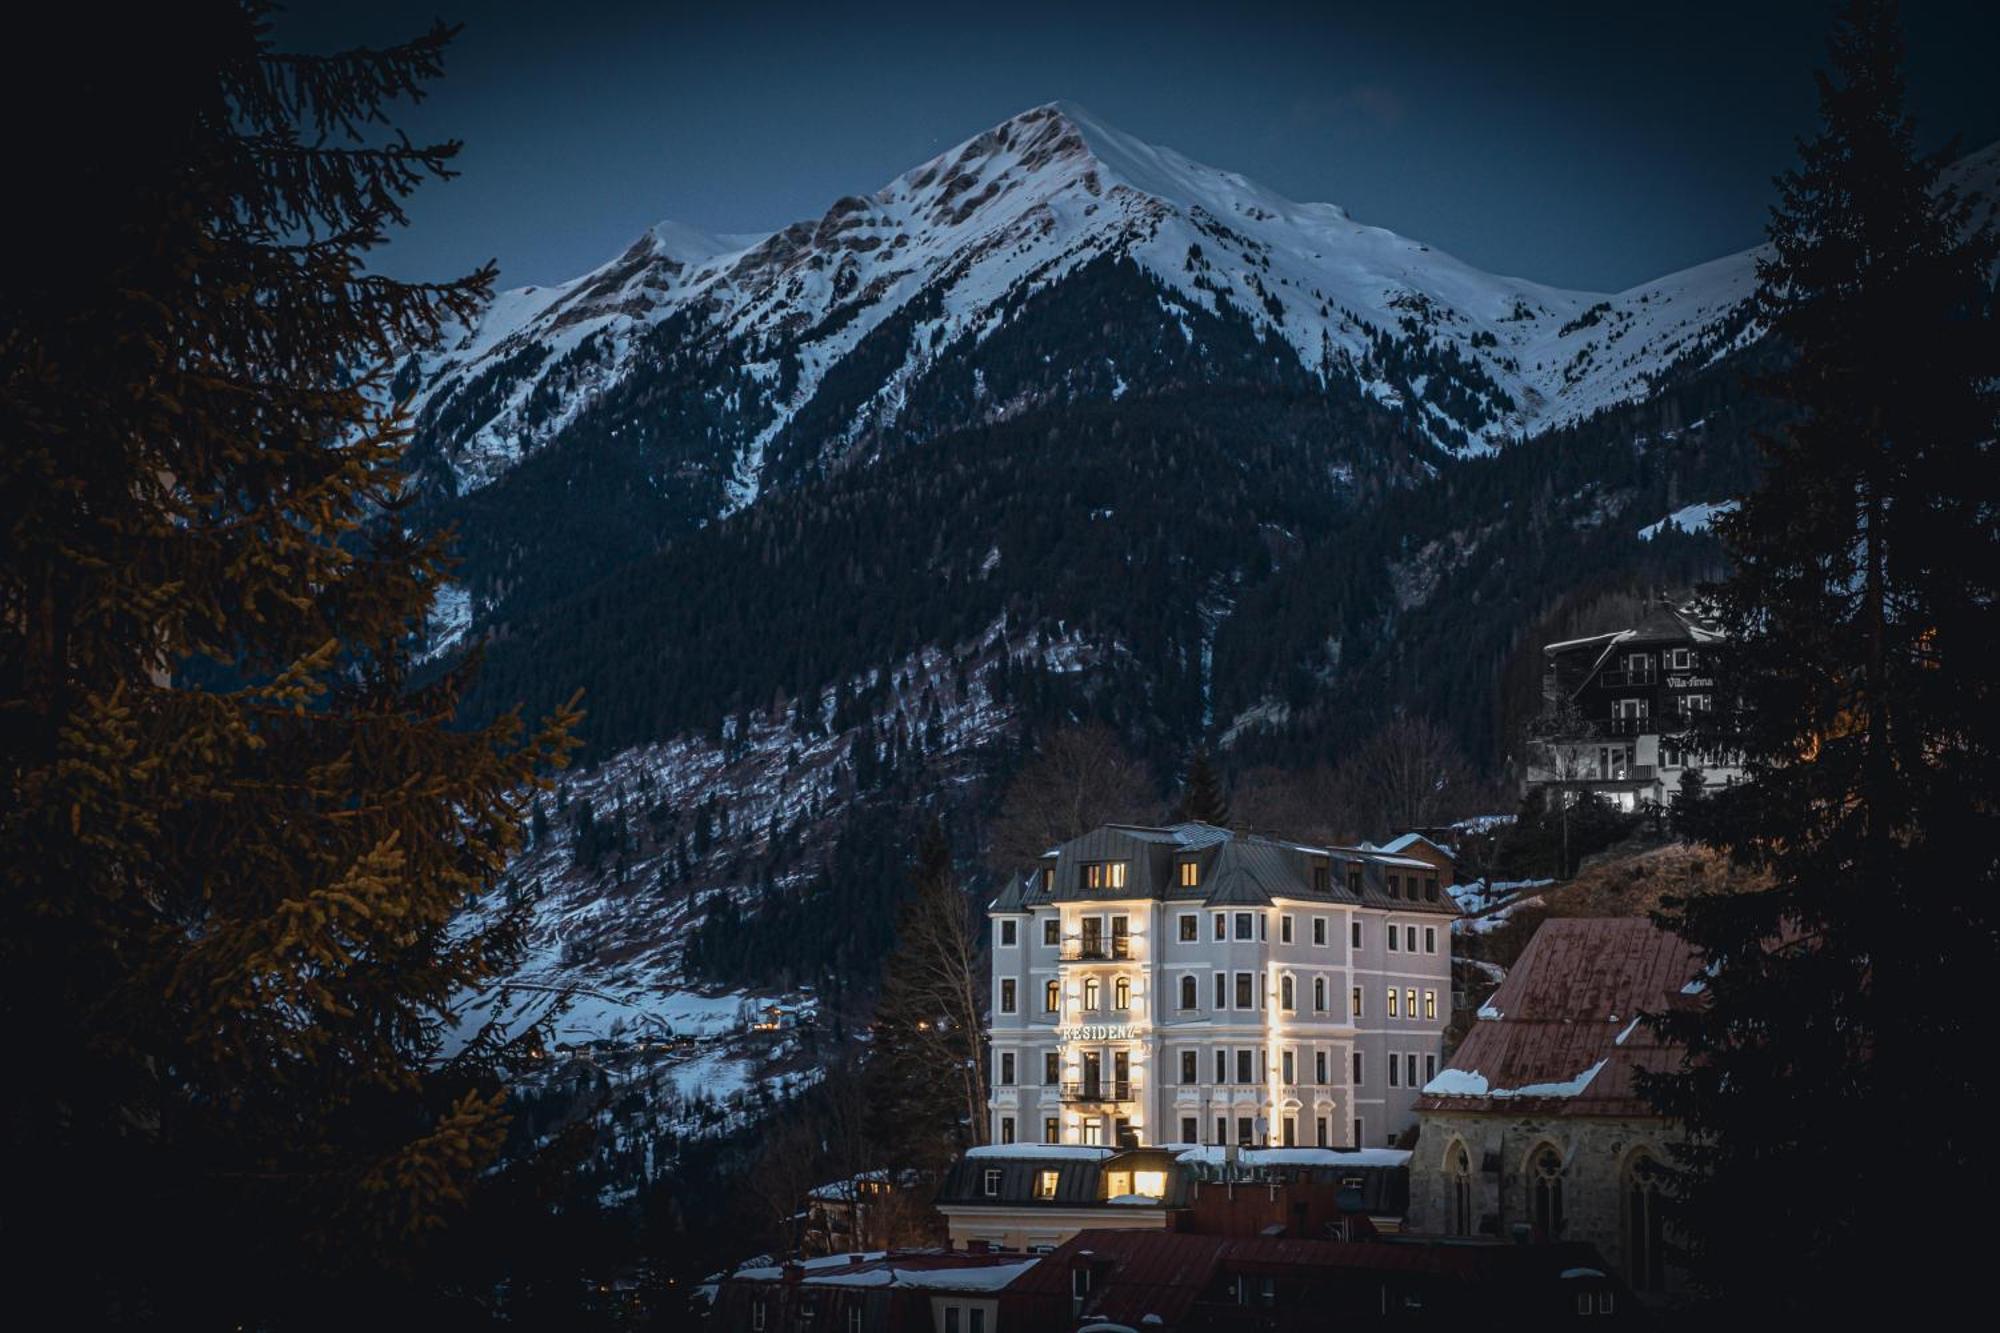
[1420,1059,1608,1101]
[1174,1146,1411,1169]
[964,1144,1116,1161]
[1376,832,1453,859]
[1638,499,1738,542]
[739,1253,1040,1292]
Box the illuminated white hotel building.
[986,822,1456,1151]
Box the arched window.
[1280,974,1296,1011]
[1114,976,1132,1011]
[1530,1144,1566,1239]
[1083,977,1101,1011]
[1623,1152,1668,1291]
[1450,1142,1474,1236]
[1179,974,1197,1011]
[1045,979,1060,1013]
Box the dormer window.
[1312,861,1330,892]
[1081,861,1128,891]
[1179,859,1200,888]
[1347,866,1362,895]
[983,1169,1002,1197]
[1034,1169,1058,1199]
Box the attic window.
[1179,859,1200,888]
[1347,867,1362,895]
[1082,861,1128,891]
[1133,1169,1167,1198]
[983,1169,1002,1197]
[1035,1170,1058,1199]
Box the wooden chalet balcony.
[1059,1080,1133,1104]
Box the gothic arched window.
[1179,974,1197,1011]
[1624,1152,1667,1291]
[1530,1144,1566,1239]
[1114,976,1132,1011]
[1451,1143,1474,1236]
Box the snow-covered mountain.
[405,101,1777,507]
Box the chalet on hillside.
[1526,601,1739,811]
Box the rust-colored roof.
[1418,917,1701,1118]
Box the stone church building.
[1408,917,1699,1302]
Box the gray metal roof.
[1015,822,1457,915]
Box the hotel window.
[1387,924,1399,951]
[1406,1053,1418,1087]
[1389,1056,1400,1088]
[1354,1117,1364,1148]
[1280,914,1294,944]
[1280,975,1295,1011]
[1234,912,1253,941]
[1216,1049,1228,1083]
[1387,874,1400,899]
[1044,1117,1059,1143]
[1316,1116,1329,1147]
[1111,915,1130,959]
[1405,988,1417,1017]
[1315,1049,1328,1084]
[1235,972,1254,1009]
[1000,1116,1015,1144]
[1353,1051,1363,1085]
[1424,990,1437,1020]
[1260,914,1268,941]
[1312,861,1330,892]
[1045,980,1060,1013]
[1215,1117,1227,1145]
[1213,913,1226,941]
[999,1051,1015,1085]
[1283,1117,1298,1148]
[1114,976,1131,1011]
[1181,1116,1198,1143]
[1351,986,1362,1018]
[1000,979,1017,1014]
[1083,978,1100,1010]
[1670,647,1692,670]
[1425,875,1439,903]
[1181,1050,1198,1084]
[1351,920,1361,948]
[1214,972,1227,1009]
[1000,919,1017,947]
[1179,913,1198,942]
[1313,977,1327,1012]
[1426,1053,1438,1081]
[1237,1116,1254,1146]
[1388,988,1400,1018]
[1034,1169,1058,1199]
[1405,925,1418,951]
[982,1169,1001,1197]
[1347,866,1362,894]
[1313,916,1327,946]
[1133,1170,1167,1198]
[1424,927,1437,954]
[1237,1049,1255,1084]
[1045,1050,1059,1084]
[1180,975,1197,1010]
[1081,860,1128,891]
[1043,917,1059,946]
[1179,859,1201,888]
[1282,1049,1295,1083]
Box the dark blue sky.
[275,1,1999,294]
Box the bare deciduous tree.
[984,723,1156,873]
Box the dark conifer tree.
[1177,748,1232,825]
[1,3,578,1322]
[1649,0,1999,1311]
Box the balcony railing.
[1598,668,1656,688]
[1059,1080,1133,1104]
[1059,940,1132,962]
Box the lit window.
[1045,980,1060,1013]
[1424,990,1437,1020]
[1114,976,1131,1010]
[1388,988,1400,1018]
[1034,1169,1058,1199]
[1133,1170,1166,1198]
[1405,987,1417,1017]
[1083,978,1100,1010]
[1179,860,1200,888]
[1351,986,1362,1017]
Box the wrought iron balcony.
[1059,940,1132,962]
[1059,1079,1133,1104]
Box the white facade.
[986,825,1453,1152]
